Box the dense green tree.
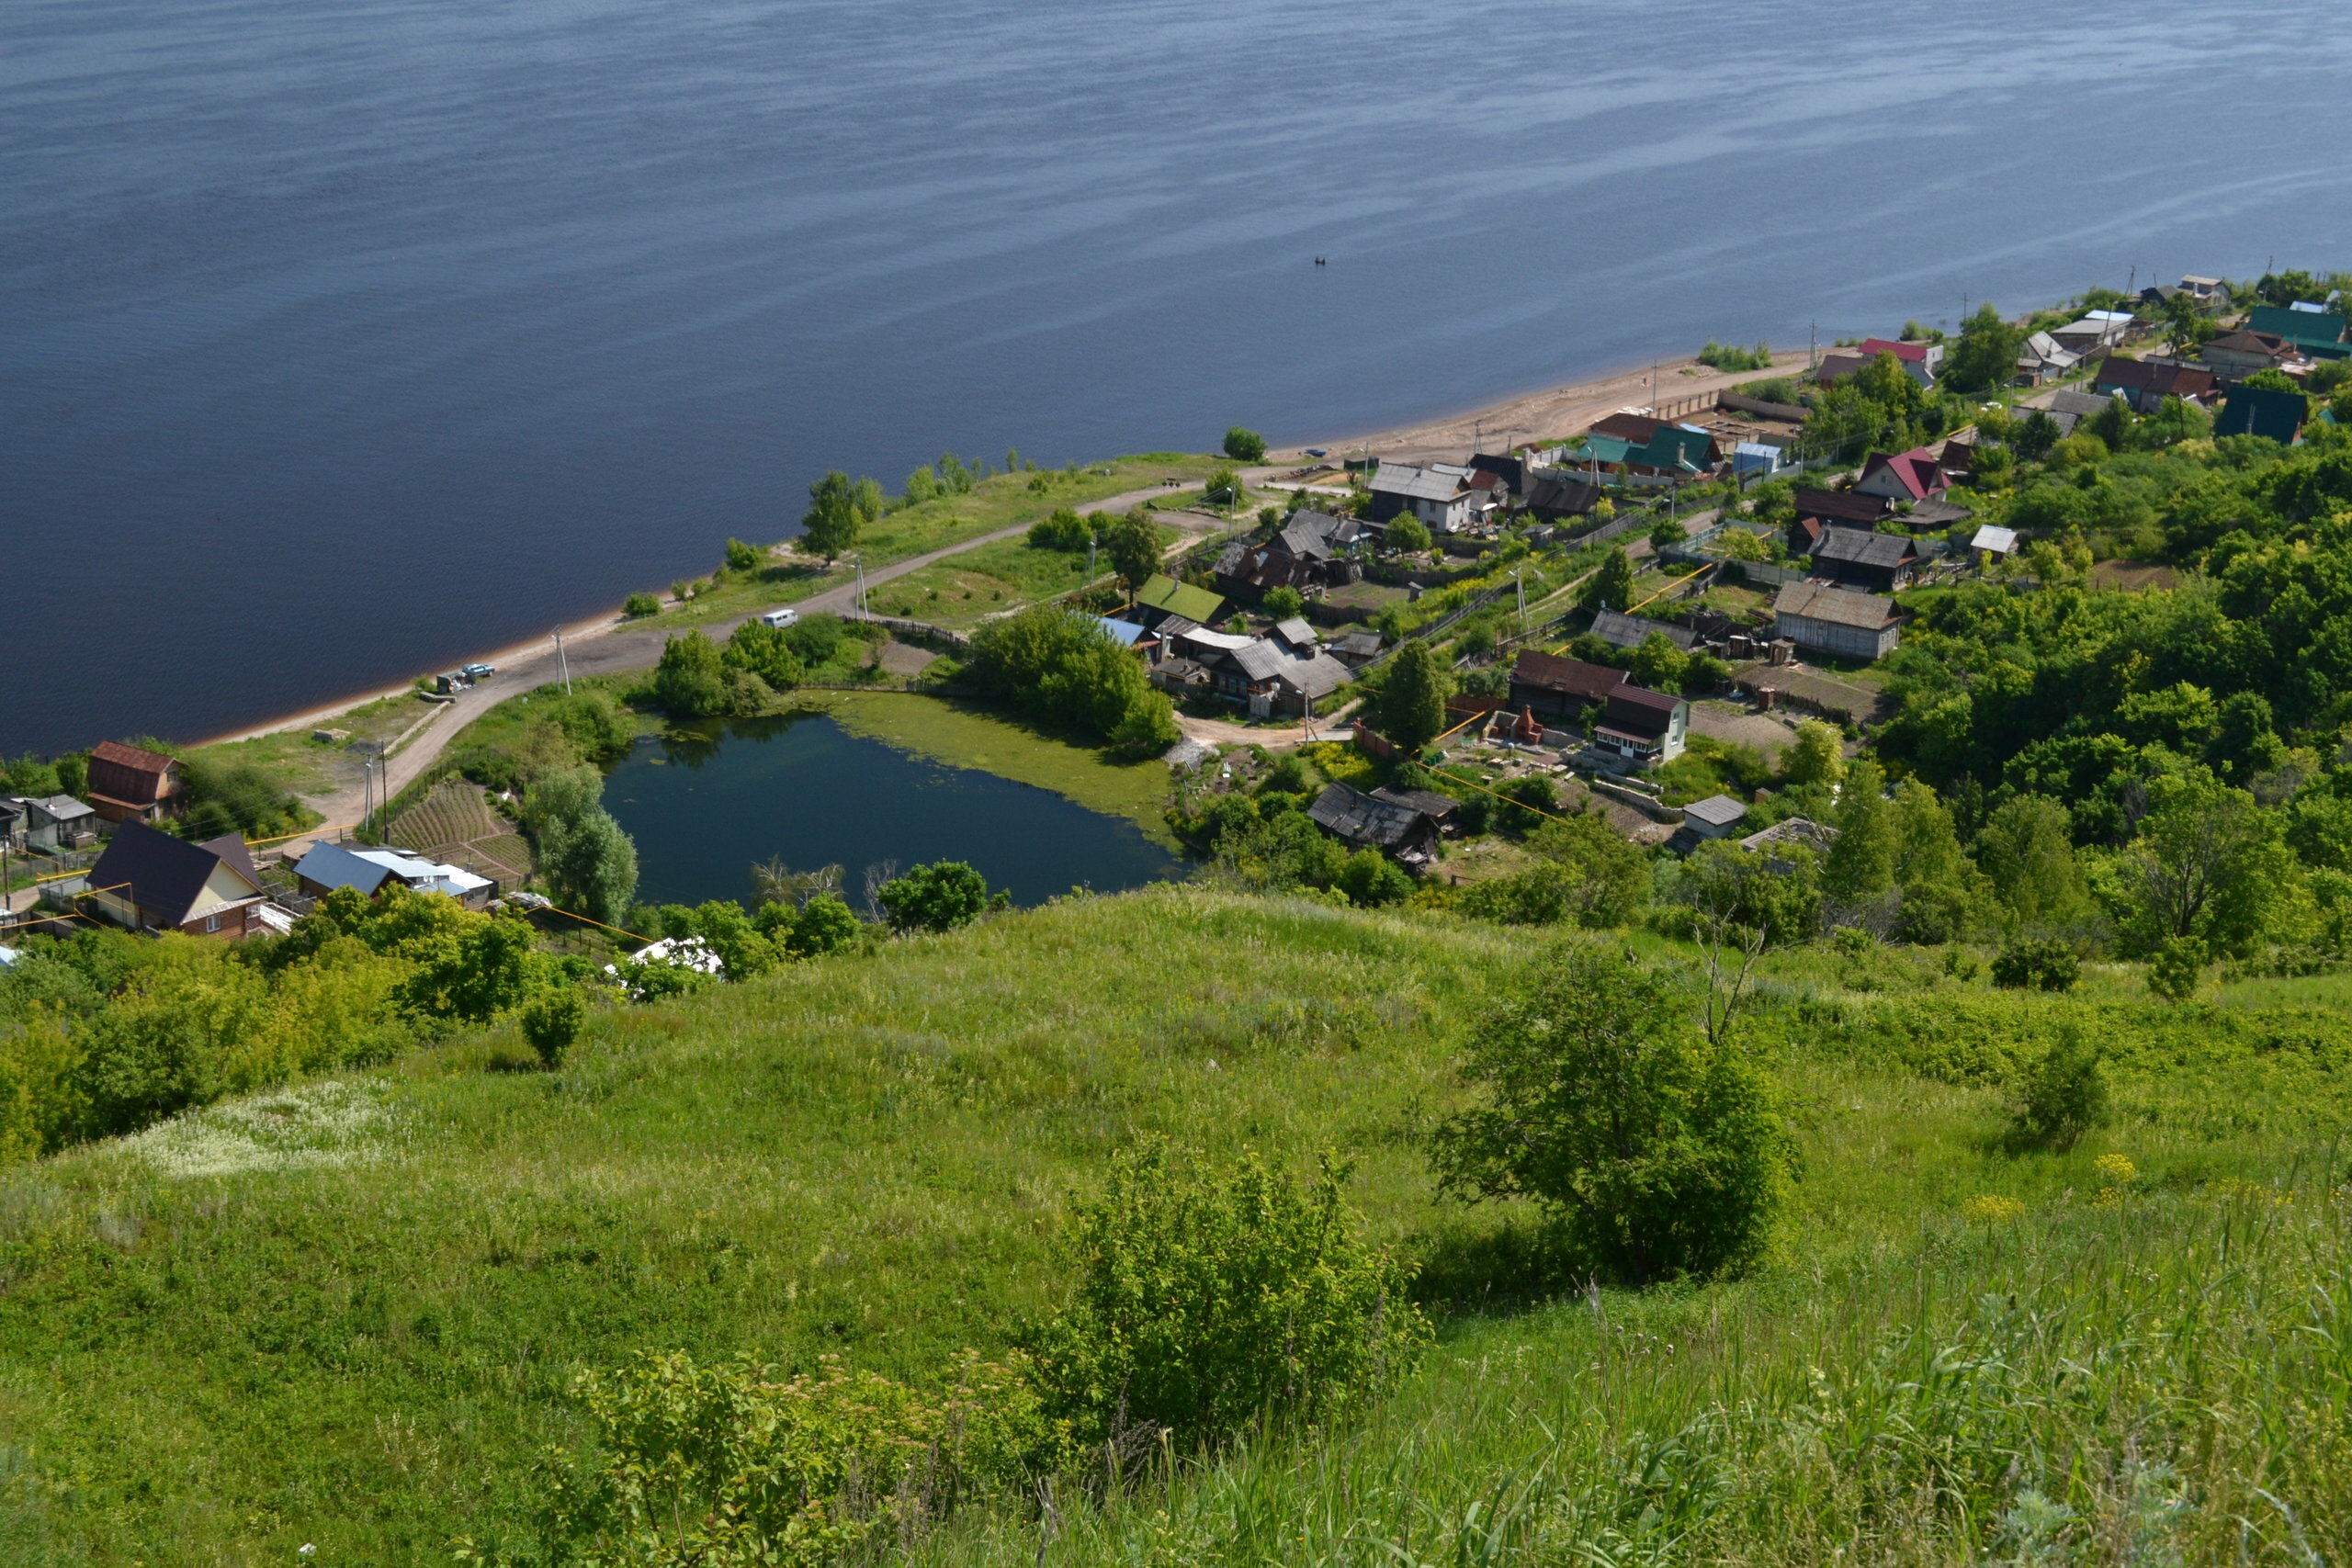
[1026,507,1092,551]
[965,604,1179,754]
[1974,794,2094,936]
[799,469,864,564]
[2120,773,2289,957]
[1383,513,1431,554]
[1888,779,1984,943]
[1821,759,1897,919]
[1101,508,1162,594]
[1261,585,1306,619]
[2010,1027,2109,1149]
[1581,546,1637,613]
[651,629,728,716]
[1628,631,1688,692]
[1432,942,1788,1283]
[1374,639,1450,754]
[1779,719,1845,789]
[1221,426,1268,463]
[722,536,762,575]
[1942,302,2025,394]
[877,861,999,934]
[722,619,805,691]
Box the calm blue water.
[600,712,1180,908]
[7,0,2352,755]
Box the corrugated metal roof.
[1683,794,1748,827]
[1773,581,1898,631]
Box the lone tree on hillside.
[800,469,864,565]
[1223,426,1269,463]
[1102,508,1162,596]
[1376,638,1451,754]
[1432,941,1788,1283]
[1384,514,1431,555]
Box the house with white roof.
[292,840,498,908]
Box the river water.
[601,713,1180,908]
[8,0,2352,755]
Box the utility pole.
[1809,321,1817,370]
[555,627,571,695]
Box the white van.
[759,607,800,629]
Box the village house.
[1773,581,1903,660]
[1131,572,1225,631]
[1507,649,1628,725]
[1328,630,1385,670]
[1522,471,1606,519]
[1589,608,1695,652]
[1851,447,1949,506]
[1370,784,1462,836]
[291,840,498,908]
[2199,329,2299,385]
[2014,331,2081,386]
[2090,355,2217,412]
[6,794,99,852]
[2051,310,2134,355]
[1306,782,1439,867]
[2245,303,2348,359]
[2215,384,2309,445]
[84,819,272,939]
[2179,275,2227,303]
[1681,794,1749,840]
[1852,337,1943,387]
[1808,527,1920,593]
[84,739,186,826]
[1367,462,1476,531]
[1594,684,1689,769]
[1971,524,2020,567]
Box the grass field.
[183,692,434,794]
[4,888,2352,1563]
[643,456,1225,632]
[812,692,1181,846]
[857,519,1183,628]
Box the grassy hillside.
[3,891,2349,1563]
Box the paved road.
[284,480,1204,841]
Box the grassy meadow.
[3,889,2351,1562]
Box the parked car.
[461,662,495,678]
[760,607,799,629]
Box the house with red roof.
[1853,447,1950,505]
[84,739,186,826]
[1853,337,1944,387]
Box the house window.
[204,914,220,932]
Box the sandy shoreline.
[199,346,1810,758]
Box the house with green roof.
[2215,384,2310,445]
[1133,572,1224,627]
[2246,304,2348,359]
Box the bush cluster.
[963,605,1179,755]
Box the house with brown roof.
[2091,355,2216,413]
[83,819,269,940]
[1507,650,1627,724]
[1853,338,1943,387]
[2200,330,2297,385]
[85,739,186,825]
[1773,581,1903,660]
[1793,487,1890,529]
[1595,684,1689,768]
[1808,528,1920,593]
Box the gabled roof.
[2047,389,2115,421]
[1856,337,1930,363]
[294,840,491,899]
[1683,794,1748,829]
[1511,650,1626,703]
[1812,528,1918,570]
[1271,617,1318,650]
[90,739,175,779]
[1774,581,1900,631]
[1857,448,1944,502]
[1098,617,1147,648]
[1972,525,2019,554]
[1221,640,1292,683]
[1333,631,1385,658]
[1370,462,1467,502]
[1135,573,1225,625]
[2018,331,2079,367]
[87,739,182,808]
[1590,609,1696,650]
[2215,385,2308,444]
[2202,329,2291,362]
[86,819,263,928]
[1795,487,1889,526]
[1525,474,1604,516]
[1370,785,1460,821]
[1590,412,1668,443]
[1466,452,1525,492]
[1307,784,1430,852]
[2093,355,2216,400]
[1272,653,1352,701]
[2248,304,2346,346]
[1814,352,1868,383]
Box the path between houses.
[276,482,1199,844]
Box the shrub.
[1332,847,1412,907]
[622,592,661,618]
[722,536,763,575]
[2010,1027,2109,1150]
[877,861,999,934]
[537,1349,1055,1566]
[520,987,586,1069]
[965,605,1179,755]
[1432,941,1788,1283]
[786,892,861,956]
[1262,585,1306,619]
[722,620,804,691]
[1383,514,1430,555]
[2147,934,2206,1002]
[1027,1142,1428,1451]
[1992,939,2079,991]
[1699,340,1772,372]
[1222,426,1268,463]
[1026,507,1092,551]
[1498,773,1557,833]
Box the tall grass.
[923,1183,2352,1565]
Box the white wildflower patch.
[124,1080,397,1179]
